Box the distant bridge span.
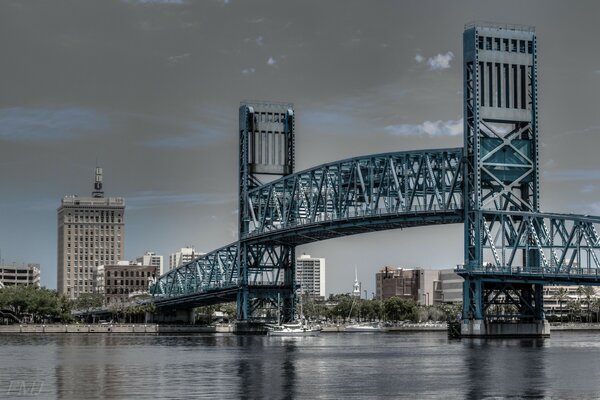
[152,147,465,308]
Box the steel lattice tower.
[462,23,543,326]
[238,101,296,321]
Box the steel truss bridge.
[151,23,600,328]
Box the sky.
[2,0,600,297]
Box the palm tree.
[580,286,596,323]
[555,288,568,322]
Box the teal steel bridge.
[151,22,600,328]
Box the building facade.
[136,251,164,276]
[57,167,125,299]
[169,247,202,270]
[97,261,158,304]
[0,263,41,287]
[296,254,326,300]
[376,267,463,305]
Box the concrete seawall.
[0,324,235,334]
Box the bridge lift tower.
[460,23,548,336]
[238,101,296,321]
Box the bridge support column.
[461,319,550,338]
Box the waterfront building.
[57,167,125,299]
[136,251,164,276]
[296,254,326,301]
[169,247,203,270]
[376,267,463,305]
[98,261,158,304]
[0,263,41,287]
[543,285,600,320]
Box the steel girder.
[150,242,238,308]
[243,148,464,244]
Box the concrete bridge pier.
[461,320,550,338]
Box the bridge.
[151,22,600,336]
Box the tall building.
[0,263,41,287]
[136,251,164,276]
[296,254,326,300]
[169,247,202,270]
[57,167,125,299]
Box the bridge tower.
[238,101,296,321]
[461,23,546,335]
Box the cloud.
[582,185,595,193]
[126,191,234,210]
[242,68,256,75]
[545,169,600,182]
[385,118,463,137]
[0,107,108,141]
[255,36,264,46]
[415,51,454,70]
[267,57,277,66]
[167,53,191,65]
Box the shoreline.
[2,322,600,335]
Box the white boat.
[344,323,383,332]
[267,322,321,337]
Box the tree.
[74,292,104,313]
[555,288,568,322]
[383,297,418,322]
[579,286,596,323]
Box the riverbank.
[0,323,235,334]
[3,322,600,334]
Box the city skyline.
[2,1,600,296]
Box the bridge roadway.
[151,148,600,309]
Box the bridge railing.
[244,148,464,237]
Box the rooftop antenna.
[92,163,104,198]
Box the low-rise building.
[0,263,41,287]
[97,261,158,304]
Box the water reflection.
[235,336,297,399]
[2,332,600,399]
[464,338,548,399]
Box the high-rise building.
[296,254,326,300]
[136,251,164,276]
[57,167,125,299]
[169,247,202,270]
[0,263,41,287]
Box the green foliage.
[383,296,418,322]
[74,292,104,312]
[0,285,73,323]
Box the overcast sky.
[1,0,600,296]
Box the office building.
[376,267,463,305]
[0,263,41,287]
[136,251,164,276]
[97,260,158,304]
[57,167,125,299]
[169,247,202,270]
[296,254,326,300]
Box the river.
[1,331,600,399]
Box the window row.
[478,36,533,54]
